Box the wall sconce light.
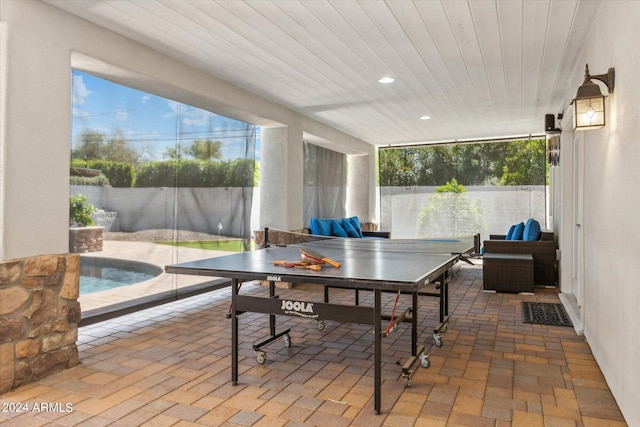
[572,64,615,130]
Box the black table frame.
[167,253,461,414]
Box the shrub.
[70,159,134,187]
[87,159,134,187]
[134,161,179,187]
[226,159,256,187]
[134,159,256,187]
[70,174,111,187]
[69,194,96,226]
[178,160,204,187]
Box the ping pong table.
[165,234,477,414]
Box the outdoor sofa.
[253,217,388,249]
[308,216,390,239]
[483,228,556,287]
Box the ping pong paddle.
[273,260,322,271]
[299,247,341,268]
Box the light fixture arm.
[584,64,615,93]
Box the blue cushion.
[341,218,360,238]
[310,218,331,236]
[505,224,517,240]
[523,218,541,241]
[331,220,348,237]
[346,216,363,238]
[510,222,525,240]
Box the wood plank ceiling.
[46,0,602,146]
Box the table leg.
[444,272,449,319]
[269,280,276,337]
[374,288,381,415]
[439,272,445,323]
[231,278,239,386]
[411,290,418,355]
[433,271,449,348]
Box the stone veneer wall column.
[0,254,81,393]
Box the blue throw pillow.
[505,224,517,240]
[310,218,331,236]
[346,216,363,238]
[523,218,541,241]
[510,222,525,240]
[331,220,348,237]
[341,218,360,238]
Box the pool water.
[80,257,163,294]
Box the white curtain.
[303,141,346,226]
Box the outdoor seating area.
[0,263,626,426]
[309,217,391,239]
[253,220,388,249]
[481,220,556,293]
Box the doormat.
[522,302,573,327]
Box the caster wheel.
[317,320,325,330]
[404,376,412,388]
[434,334,443,348]
[256,351,266,364]
[441,324,448,333]
[419,354,430,368]
[283,334,291,348]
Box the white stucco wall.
[0,0,374,260]
[346,154,376,224]
[557,2,640,425]
[259,126,305,230]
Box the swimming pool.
[80,257,163,294]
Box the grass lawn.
[155,239,254,252]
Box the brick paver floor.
[0,263,628,426]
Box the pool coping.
[78,240,235,319]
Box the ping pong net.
[254,227,334,249]
[257,227,480,256]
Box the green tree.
[102,128,139,164]
[164,140,223,162]
[72,130,104,160]
[499,139,547,185]
[164,145,189,160]
[412,145,456,185]
[189,139,222,161]
[379,147,419,186]
[72,128,139,165]
[417,179,486,238]
[379,139,547,187]
[435,177,466,193]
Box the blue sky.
[72,70,259,161]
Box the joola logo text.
[266,275,281,282]
[280,300,318,318]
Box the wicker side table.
[483,253,534,293]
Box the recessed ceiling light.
[419,115,431,120]
[378,77,395,84]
